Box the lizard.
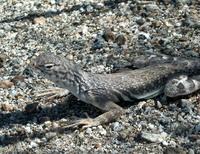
[28,52,200,129]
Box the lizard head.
[29,52,76,83]
[29,52,58,74]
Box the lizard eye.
[44,63,54,69]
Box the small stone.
[0,29,5,38]
[179,37,187,42]
[188,149,195,154]
[30,141,37,148]
[25,103,38,113]
[50,0,55,4]
[162,140,168,146]
[115,35,127,46]
[52,122,59,129]
[118,130,129,140]
[34,17,46,24]
[24,126,32,133]
[113,122,124,132]
[79,132,84,138]
[0,53,8,63]
[0,79,14,88]
[44,121,52,127]
[141,132,163,143]
[35,139,41,144]
[161,132,168,139]
[103,29,115,41]
[11,75,25,85]
[2,101,14,111]
[94,143,101,148]
[86,5,93,13]
[93,3,104,9]
[100,129,106,136]
[195,125,200,132]
[164,147,185,154]
[4,24,12,32]
[119,22,126,28]
[86,128,92,134]
[152,20,162,28]
[148,123,155,130]
[67,54,73,61]
[91,38,105,51]
[45,132,57,139]
[15,22,23,28]
[145,4,159,11]
[178,115,184,121]
[81,25,88,35]
[138,32,151,40]
[137,101,146,109]
[136,18,146,25]
[157,101,162,108]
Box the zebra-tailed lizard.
[29,52,200,129]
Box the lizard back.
[29,52,200,102]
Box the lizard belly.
[130,86,164,100]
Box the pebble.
[2,101,14,111]
[25,103,38,113]
[118,130,129,140]
[86,128,92,134]
[91,38,105,50]
[164,147,185,154]
[44,121,52,127]
[93,3,104,9]
[0,79,14,89]
[145,4,159,11]
[113,122,124,132]
[11,75,25,85]
[24,126,32,134]
[45,132,57,139]
[103,29,115,41]
[3,24,12,32]
[94,142,101,148]
[100,129,106,136]
[178,115,184,121]
[136,18,146,25]
[34,17,46,24]
[29,141,38,148]
[141,132,163,143]
[115,35,126,46]
[156,101,162,108]
[0,29,6,38]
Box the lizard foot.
[60,118,100,130]
[32,88,69,100]
[60,113,100,129]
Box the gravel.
[0,0,200,153]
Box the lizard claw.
[59,118,100,130]
[32,88,69,100]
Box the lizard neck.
[45,64,89,97]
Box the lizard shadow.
[0,93,198,146]
[0,92,140,146]
[0,0,125,24]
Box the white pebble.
[30,141,37,148]
[86,128,92,134]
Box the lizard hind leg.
[60,99,125,129]
[164,75,200,97]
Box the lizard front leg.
[164,74,200,97]
[32,88,69,100]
